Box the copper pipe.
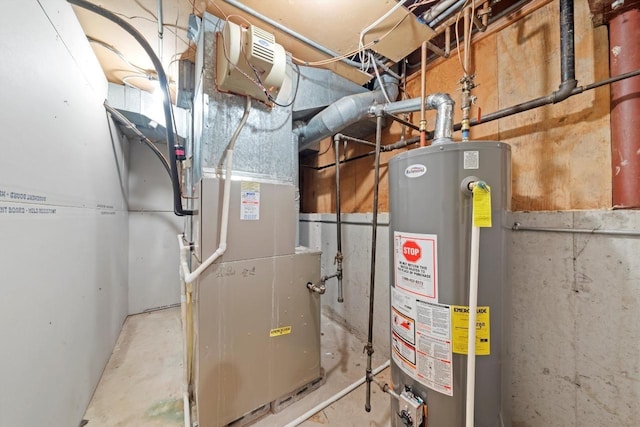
[420,40,427,147]
[610,8,640,208]
[463,6,471,75]
[445,27,451,57]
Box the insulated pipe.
[179,97,252,284]
[297,75,399,150]
[67,0,192,216]
[334,137,344,303]
[282,360,390,427]
[364,114,384,413]
[610,8,640,208]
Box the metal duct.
[377,92,455,144]
[296,75,399,151]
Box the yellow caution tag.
[451,306,491,355]
[472,183,492,227]
[269,326,292,337]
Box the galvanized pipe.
[334,135,344,303]
[513,222,640,237]
[364,113,384,413]
[610,8,640,208]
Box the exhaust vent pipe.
[296,75,399,150]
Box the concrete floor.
[83,308,391,426]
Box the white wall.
[299,213,391,351]
[0,1,129,425]
[107,84,184,314]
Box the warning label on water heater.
[394,232,438,301]
[391,287,453,396]
[240,181,260,220]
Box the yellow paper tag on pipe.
[472,183,492,227]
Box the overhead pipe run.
[454,0,576,131]
[67,0,193,216]
[295,75,399,150]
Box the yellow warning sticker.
[472,183,492,227]
[451,306,490,355]
[269,326,292,337]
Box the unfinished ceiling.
[72,0,438,93]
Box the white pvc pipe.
[465,224,480,427]
[178,97,251,284]
[283,360,390,427]
[178,261,191,427]
[183,391,191,427]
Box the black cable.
[266,62,301,108]
[68,0,193,216]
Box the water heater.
[387,142,511,427]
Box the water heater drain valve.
[398,388,424,427]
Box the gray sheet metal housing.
[388,141,512,427]
[193,13,296,185]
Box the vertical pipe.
[334,136,344,303]
[420,41,428,147]
[157,0,164,60]
[463,6,471,75]
[559,0,575,83]
[610,8,640,208]
[364,114,384,412]
[465,224,480,427]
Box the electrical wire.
[293,11,413,67]
[370,52,391,103]
[87,36,152,75]
[266,63,301,107]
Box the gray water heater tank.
[388,142,511,427]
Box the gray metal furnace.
[185,12,323,427]
[387,142,511,427]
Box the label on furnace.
[391,287,453,397]
[240,181,260,220]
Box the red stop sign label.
[402,240,421,262]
